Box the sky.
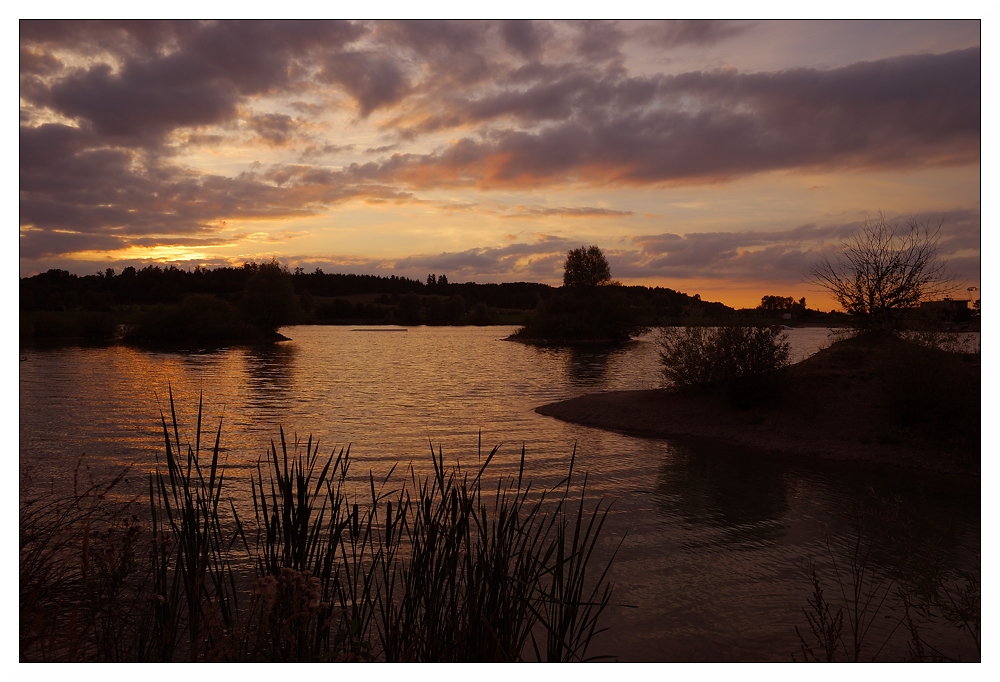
[18,19,981,309]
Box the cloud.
[298,143,354,162]
[17,123,414,259]
[572,21,626,62]
[252,212,981,288]
[365,144,401,154]
[499,20,549,60]
[625,210,981,284]
[390,237,572,281]
[22,21,366,144]
[247,113,297,145]
[636,20,751,48]
[365,48,980,188]
[503,206,634,219]
[19,22,981,281]
[319,51,411,117]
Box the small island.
[508,245,651,345]
[537,333,979,475]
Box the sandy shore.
[536,335,979,476]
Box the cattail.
[386,501,393,544]
[352,503,359,539]
[451,488,458,527]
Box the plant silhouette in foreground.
[20,393,621,662]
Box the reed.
[20,395,621,662]
[20,461,147,661]
[147,391,243,661]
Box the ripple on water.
[19,326,980,661]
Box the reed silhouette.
[20,392,621,662]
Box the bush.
[658,323,791,406]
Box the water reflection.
[240,343,298,395]
[564,345,625,386]
[19,326,979,661]
[810,467,980,578]
[655,440,789,547]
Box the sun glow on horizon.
[19,20,980,301]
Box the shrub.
[658,323,790,406]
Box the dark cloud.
[363,48,979,187]
[637,20,751,48]
[19,46,62,75]
[374,20,487,57]
[365,144,401,154]
[572,21,626,62]
[248,113,296,145]
[23,21,366,144]
[361,20,498,106]
[20,20,183,59]
[500,20,549,60]
[625,211,980,284]
[275,236,574,285]
[391,237,571,280]
[269,211,980,288]
[320,51,411,117]
[17,124,413,259]
[298,143,354,162]
[46,60,242,139]
[18,21,981,277]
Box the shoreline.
[535,336,979,477]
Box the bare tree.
[807,212,958,331]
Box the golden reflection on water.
[19,326,979,661]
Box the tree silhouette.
[239,259,301,332]
[807,212,957,332]
[563,246,612,289]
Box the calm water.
[19,326,980,662]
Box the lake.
[18,325,980,661]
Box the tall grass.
[20,393,621,662]
[20,461,148,661]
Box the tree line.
[20,261,730,321]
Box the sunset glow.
[20,20,981,309]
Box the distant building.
[920,298,970,312]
